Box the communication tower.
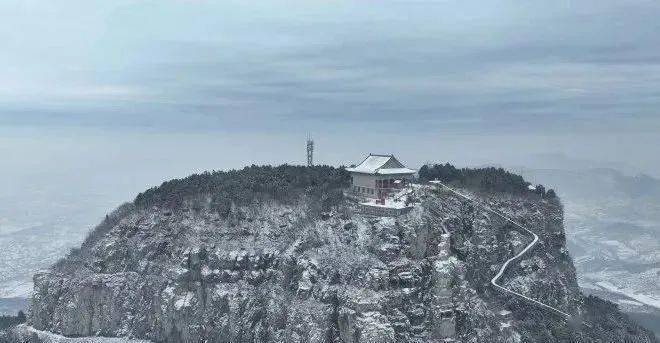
[306,137,314,166]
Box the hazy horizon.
[2,0,660,183]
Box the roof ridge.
[373,154,394,171]
[347,154,414,174]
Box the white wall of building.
[350,173,378,198]
[349,172,414,199]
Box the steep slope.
[3,165,656,343]
[521,168,660,310]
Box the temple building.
[346,154,416,199]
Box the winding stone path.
[429,180,572,318]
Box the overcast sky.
[1,0,659,185]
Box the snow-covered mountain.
[2,165,656,342]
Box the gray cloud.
[0,0,659,171]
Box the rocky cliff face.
[3,167,657,343]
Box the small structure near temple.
[346,154,417,216]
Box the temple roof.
[346,154,416,175]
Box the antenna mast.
[306,136,314,166]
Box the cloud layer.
[1,0,659,178]
[1,1,658,134]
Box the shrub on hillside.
[419,163,557,198]
[134,164,350,214]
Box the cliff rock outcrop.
[2,166,656,342]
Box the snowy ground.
[11,325,152,342]
[359,187,414,209]
[593,280,660,309]
[564,200,660,311]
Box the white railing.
[429,180,572,319]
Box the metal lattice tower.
[306,137,314,166]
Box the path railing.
[429,180,572,319]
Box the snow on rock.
[6,174,656,343]
[6,324,151,342]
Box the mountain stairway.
[429,180,572,319]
